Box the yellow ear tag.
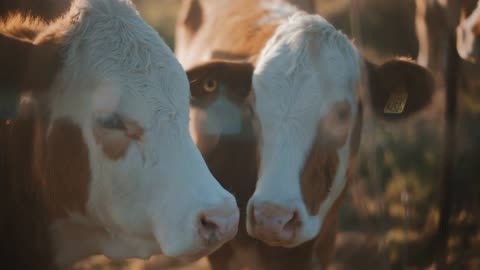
[384,90,408,114]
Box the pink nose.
[197,200,239,246]
[249,202,300,245]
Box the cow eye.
[96,114,125,130]
[203,79,218,92]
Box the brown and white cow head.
[1,0,238,265]
[246,13,434,247]
[183,12,434,249]
[457,1,480,62]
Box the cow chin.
[246,195,321,248]
[249,222,319,248]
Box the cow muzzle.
[246,200,302,247]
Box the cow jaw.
[51,215,161,268]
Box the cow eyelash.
[96,114,126,130]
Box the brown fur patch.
[42,119,90,217]
[0,114,56,270]
[93,127,131,161]
[300,141,339,216]
[300,101,352,216]
[281,0,316,13]
[93,117,143,161]
[0,114,92,267]
[175,0,279,67]
[177,0,202,36]
[124,118,144,140]
[312,182,348,269]
[472,15,480,35]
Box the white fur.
[248,13,361,246]
[43,0,236,265]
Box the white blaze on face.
[47,0,237,262]
[249,13,361,245]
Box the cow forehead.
[54,0,190,129]
[89,67,190,129]
[87,35,188,128]
[253,14,360,132]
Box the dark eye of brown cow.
[203,78,218,92]
[96,114,126,130]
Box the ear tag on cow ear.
[384,89,408,114]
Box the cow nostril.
[284,210,301,232]
[200,214,219,232]
[198,214,221,245]
[248,202,302,243]
[197,205,239,246]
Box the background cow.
[415,0,480,71]
[0,0,239,269]
[177,0,434,269]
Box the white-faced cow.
[0,0,239,269]
[416,0,480,70]
[177,0,434,269]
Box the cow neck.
[0,96,96,269]
[0,103,56,270]
[203,110,258,239]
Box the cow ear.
[177,0,203,34]
[365,58,435,121]
[186,60,254,101]
[0,33,61,94]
